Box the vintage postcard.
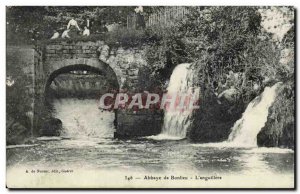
[6,6,295,189]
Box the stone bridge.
[36,40,147,96]
[7,40,163,138]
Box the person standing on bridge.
[134,6,145,29]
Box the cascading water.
[52,98,115,138]
[151,63,200,140]
[227,82,282,147]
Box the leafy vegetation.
[145,7,294,102]
[6,6,161,45]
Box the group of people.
[50,6,145,40]
[50,17,92,39]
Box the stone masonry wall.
[6,46,39,143]
[44,40,148,91]
[7,41,163,139]
[42,40,163,138]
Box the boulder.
[115,109,163,138]
[188,89,246,142]
[40,117,62,136]
[257,83,294,149]
[7,117,31,145]
[217,87,238,103]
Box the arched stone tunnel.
[31,41,163,138]
[44,60,119,100]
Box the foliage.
[105,28,147,48]
[145,6,294,104]
[144,25,191,84]
[6,67,32,129]
[6,6,143,44]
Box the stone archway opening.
[42,63,119,138]
[45,64,119,102]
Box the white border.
[1,1,299,193]
[1,0,299,6]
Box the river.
[6,98,294,188]
[6,136,294,188]
[7,74,294,188]
[6,65,294,188]
[7,136,294,174]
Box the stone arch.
[98,56,126,89]
[40,58,120,137]
[46,58,119,83]
[44,58,120,102]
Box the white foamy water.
[147,134,184,140]
[227,83,282,147]
[6,144,39,149]
[190,142,293,153]
[151,63,200,140]
[52,98,115,138]
[36,136,63,141]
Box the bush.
[145,7,294,103]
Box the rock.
[40,117,62,136]
[7,117,31,145]
[99,45,110,62]
[258,7,294,42]
[257,83,294,149]
[115,109,163,138]
[188,89,246,142]
[217,87,238,103]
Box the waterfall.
[227,83,282,147]
[52,99,115,138]
[151,63,200,140]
